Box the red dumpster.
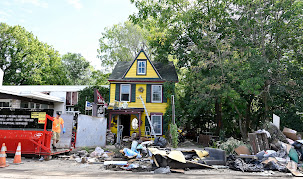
[0,109,71,157]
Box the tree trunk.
[215,98,222,135]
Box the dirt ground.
[1,157,293,179]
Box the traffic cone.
[0,143,9,168]
[13,142,22,164]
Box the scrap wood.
[168,151,186,163]
[152,155,159,167]
[58,155,71,158]
[236,155,257,160]
[170,169,185,174]
[287,161,303,177]
[127,158,139,163]
[186,160,216,169]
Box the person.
[52,112,65,150]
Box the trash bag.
[154,166,171,174]
[123,148,142,159]
[131,141,139,153]
[154,137,168,148]
[289,148,299,163]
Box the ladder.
[138,95,156,138]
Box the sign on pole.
[85,101,92,110]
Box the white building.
[0,69,108,115]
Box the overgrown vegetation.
[170,123,178,148]
[75,86,109,114]
[130,0,303,139]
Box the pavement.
[0,157,293,179]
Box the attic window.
[137,60,146,75]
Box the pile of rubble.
[226,122,303,176]
[65,137,226,174]
[61,123,303,176]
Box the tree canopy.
[0,22,66,85]
[130,0,303,139]
[0,23,110,86]
[97,21,152,68]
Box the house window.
[137,60,146,75]
[152,85,162,103]
[0,101,10,108]
[66,92,78,106]
[151,115,162,135]
[120,84,130,101]
[21,101,29,108]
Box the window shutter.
[145,116,150,127]
[131,84,136,102]
[162,85,167,103]
[146,84,151,103]
[115,84,120,101]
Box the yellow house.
[107,50,178,139]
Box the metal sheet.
[75,115,106,147]
[56,114,73,149]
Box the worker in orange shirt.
[52,112,65,150]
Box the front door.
[120,115,130,137]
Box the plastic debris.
[154,166,171,174]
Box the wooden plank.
[186,160,215,169]
[170,169,185,174]
[261,133,269,150]
[248,133,257,154]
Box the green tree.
[75,85,109,114]
[0,23,67,85]
[131,0,303,139]
[61,52,91,85]
[97,21,152,68]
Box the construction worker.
[52,112,65,151]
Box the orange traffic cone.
[13,142,22,164]
[0,143,9,168]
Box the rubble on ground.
[60,123,303,177]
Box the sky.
[0,0,138,71]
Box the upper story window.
[152,85,162,103]
[137,60,146,75]
[66,92,78,106]
[120,84,130,101]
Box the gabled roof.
[122,50,162,79]
[108,61,178,82]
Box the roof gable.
[122,50,162,79]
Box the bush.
[170,123,178,148]
[218,137,251,155]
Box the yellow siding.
[110,83,116,103]
[124,52,159,78]
[110,83,168,137]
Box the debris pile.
[62,122,303,176]
[226,122,303,176]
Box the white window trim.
[151,85,162,103]
[120,84,131,102]
[0,99,12,108]
[137,61,146,75]
[151,115,162,135]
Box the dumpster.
[0,109,72,157]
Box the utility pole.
[172,95,175,125]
